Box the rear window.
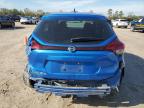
[34,20,114,44]
[0,16,9,20]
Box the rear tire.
[116,24,119,28]
[11,23,15,28]
[0,24,2,29]
[131,26,135,32]
[61,95,71,98]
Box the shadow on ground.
[0,26,25,30]
[72,53,144,107]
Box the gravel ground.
[0,23,144,108]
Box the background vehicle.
[20,16,38,24]
[130,18,144,32]
[24,13,125,97]
[129,20,138,27]
[8,15,21,22]
[0,16,15,29]
[31,17,39,24]
[112,19,128,28]
[20,17,32,24]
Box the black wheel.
[131,26,135,32]
[0,24,2,29]
[23,72,35,88]
[11,23,15,28]
[61,95,71,98]
[116,24,119,28]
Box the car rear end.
[134,19,144,31]
[118,19,128,28]
[24,13,125,97]
[0,16,15,28]
[20,17,32,24]
[130,18,144,32]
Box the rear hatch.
[29,48,119,80]
[120,19,128,25]
[28,19,123,80]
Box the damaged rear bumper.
[25,65,121,97]
[32,79,118,97]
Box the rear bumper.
[134,27,144,30]
[26,69,121,96]
[118,25,128,27]
[26,58,123,96]
[34,80,113,96]
[20,20,31,23]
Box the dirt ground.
[0,23,144,108]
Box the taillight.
[31,40,42,49]
[31,39,67,50]
[104,38,125,55]
[31,38,125,55]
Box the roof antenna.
[74,8,76,13]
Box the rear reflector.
[24,36,28,45]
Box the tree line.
[107,9,143,20]
[0,8,45,17]
[0,8,143,20]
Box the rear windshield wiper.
[70,37,105,43]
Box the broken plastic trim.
[32,79,119,97]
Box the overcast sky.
[0,0,144,16]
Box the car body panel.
[28,49,119,80]
[25,13,125,96]
[42,13,107,21]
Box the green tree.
[113,10,119,19]
[119,11,124,18]
[19,10,25,16]
[24,8,35,16]
[0,8,9,15]
[36,9,45,17]
[11,9,20,15]
[107,9,113,19]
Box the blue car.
[24,13,125,97]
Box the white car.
[31,17,39,24]
[112,19,129,28]
[20,17,32,24]
[20,17,38,24]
